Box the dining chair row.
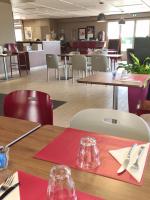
[46,54,109,81]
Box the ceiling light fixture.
[97,13,106,22]
[119,17,125,24]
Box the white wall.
[0,0,15,75]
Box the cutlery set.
[117,144,145,174]
[0,174,19,200]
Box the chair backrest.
[3,90,53,125]
[5,43,18,54]
[91,55,109,71]
[72,55,87,70]
[46,54,59,69]
[108,39,121,53]
[70,108,150,141]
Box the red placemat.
[127,74,150,87]
[18,171,103,200]
[34,128,147,186]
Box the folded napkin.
[0,172,20,200]
[109,143,150,182]
[118,78,141,83]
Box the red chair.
[5,43,28,77]
[3,90,53,125]
[136,100,150,116]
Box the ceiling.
[11,0,150,20]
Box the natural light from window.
[135,20,150,37]
[107,22,120,39]
[15,29,23,41]
[121,21,135,51]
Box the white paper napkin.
[118,78,141,83]
[0,172,20,200]
[109,143,150,182]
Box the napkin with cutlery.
[109,143,150,182]
[0,172,20,200]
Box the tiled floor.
[0,67,128,127]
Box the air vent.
[15,0,36,3]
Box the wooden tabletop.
[4,125,150,200]
[0,116,41,147]
[78,72,150,88]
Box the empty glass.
[76,137,100,169]
[47,165,77,200]
[0,146,9,170]
[121,69,128,79]
[112,70,117,80]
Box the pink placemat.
[18,171,103,200]
[34,128,148,186]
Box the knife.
[117,144,137,174]
[0,183,19,200]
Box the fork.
[0,174,14,191]
[131,146,145,170]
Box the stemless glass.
[47,165,77,200]
[76,137,100,169]
[0,146,9,170]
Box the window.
[120,21,135,51]
[107,22,120,39]
[135,20,150,37]
[15,28,23,41]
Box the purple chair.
[5,43,28,77]
[3,90,53,125]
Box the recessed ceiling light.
[99,1,104,4]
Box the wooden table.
[0,116,41,147]
[4,125,150,200]
[77,72,150,111]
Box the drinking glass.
[112,70,117,80]
[76,137,100,169]
[121,69,128,79]
[47,165,77,200]
[0,146,9,170]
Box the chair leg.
[10,56,13,77]
[58,69,60,80]
[17,55,21,77]
[47,68,49,81]
[24,53,28,75]
[55,69,57,79]
[72,69,74,84]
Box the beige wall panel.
[0,1,15,45]
[57,17,107,42]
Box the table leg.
[113,86,118,109]
[3,56,8,80]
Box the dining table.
[77,72,150,112]
[0,116,41,147]
[1,124,149,200]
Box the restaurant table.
[0,54,10,80]
[0,116,41,147]
[77,72,150,112]
[3,125,150,200]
